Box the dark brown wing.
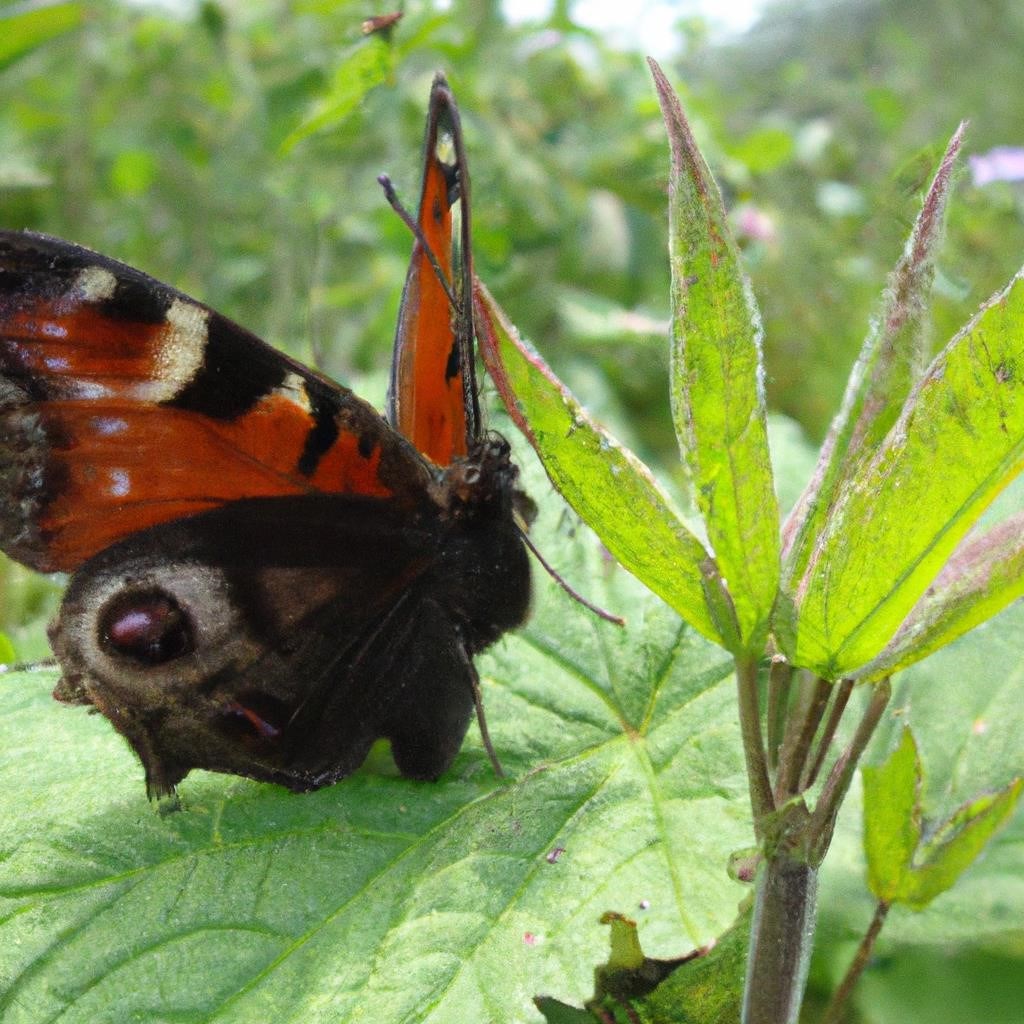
[49,492,484,796]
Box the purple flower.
[968,146,1024,186]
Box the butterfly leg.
[458,641,504,778]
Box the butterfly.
[0,74,531,799]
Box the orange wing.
[387,74,479,466]
[0,232,430,572]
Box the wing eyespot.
[99,588,194,665]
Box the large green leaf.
[856,511,1024,679]
[789,268,1024,675]
[0,455,750,1024]
[781,127,963,612]
[650,61,779,653]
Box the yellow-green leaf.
[863,729,922,902]
[475,281,732,648]
[650,60,779,654]
[856,511,1024,680]
[790,268,1024,675]
[281,40,392,153]
[0,2,82,69]
[781,126,964,648]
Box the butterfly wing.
[387,74,479,466]
[0,79,531,799]
[49,492,482,795]
[0,231,431,572]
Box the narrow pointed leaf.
[0,2,82,69]
[649,60,779,653]
[862,729,923,901]
[856,511,1024,680]
[897,778,1023,910]
[475,282,734,648]
[791,268,1024,675]
[782,125,965,607]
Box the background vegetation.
[2,0,1023,1021]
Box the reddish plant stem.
[774,675,831,801]
[766,659,792,773]
[822,901,891,1024]
[810,679,892,859]
[742,850,819,1024]
[736,657,776,840]
[802,677,854,790]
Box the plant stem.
[742,849,819,1024]
[774,675,831,800]
[741,677,892,1024]
[803,677,854,790]
[821,901,891,1024]
[766,659,792,772]
[810,678,892,858]
[735,657,775,838]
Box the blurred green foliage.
[4,0,1023,457]
[687,0,1024,436]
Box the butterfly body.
[0,78,531,797]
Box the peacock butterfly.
[0,75,531,798]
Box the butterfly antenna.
[517,527,626,626]
[463,652,505,779]
[378,173,459,310]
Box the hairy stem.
[742,678,891,1023]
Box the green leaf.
[862,728,922,902]
[815,599,1024,1016]
[280,40,392,153]
[534,997,595,1024]
[788,267,1024,675]
[862,727,1023,911]
[474,282,734,650]
[856,510,1024,679]
[781,126,964,624]
[900,778,1023,910]
[650,60,780,653]
[0,2,82,70]
[537,908,748,1023]
[108,149,157,197]
[624,909,748,1024]
[0,456,751,1023]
